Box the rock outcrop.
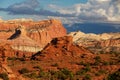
[69,31,120,53]
[0,44,26,80]
[31,36,92,60]
[0,19,66,52]
[0,44,15,64]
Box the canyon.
[0,19,67,80]
[0,19,119,80]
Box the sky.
[0,0,120,25]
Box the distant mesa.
[69,31,120,53]
[0,19,67,53]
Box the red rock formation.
[0,44,15,64]
[31,36,92,60]
[27,19,66,48]
[0,19,66,52]
[0,43,26,80]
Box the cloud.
[0,0,73,17]
[0,0,120,23]
[48,0,120,22]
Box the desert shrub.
[83,74,91,80]
[56,71,68,80]
[76,61,85,65]
[51,63,58,67]
[49,68,74,80]
[84,66,91,72]
[38,71,51,79]
[76,66,91,75]
[33,65,42,71]
[19,68,30,74]
[103,60,116,65]
[109,61,116,65]
[99,70,106,74]
[7,57,25,61]
[102,61,109,65]
[60,68,74,80]
[38,71,46,77]
[94,56,101,62]
[107,69,120,80]
[0,73,9,80]
[7,57,17,61]
[18,58,25,61]
[94,56,101,65]
[76,61,91,67]
[95,69,107,76]
[99,50,105,54]
[25,72,38,79]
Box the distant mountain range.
[64,22,120,34]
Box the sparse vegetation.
[33,65,42,71]
[95,69,107,76]
[25,72,38,79]
[51,63,59,67]
[76,66,91,75]
[7,57,17,61]
[107,69,120,80]
[6,46,120,80]
[19,68,30,74]
[94,56,101,65]
[0,73,9,80]
[84,74,91,80]
[7,57,25,61]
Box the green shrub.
[51,63,58,67]
[56,71,68,80]
[50,68,74,80]
[94,56,101,65]
[102,61,109,65]
[95,70,107,76]
[25,72,38,79]
[94,56,101,62]
[60,68,74,79]
[0,73,9,80]
[18,58,25,61]
[19,68,30,74]
[33,65,42,71]
[7,57,17,61]
[84,74,91,80]
[107,69,120,80]
[38,71,45,77]
[76,66,91,75]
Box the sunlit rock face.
[31,36,92,60]
[0,19,67,52]
[69,31,120,53]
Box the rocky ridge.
[0,19,66,53]
[32,36,92,60]
[0,44,25,80]
[69,31,120,53]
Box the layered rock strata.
[69,31,120,53]
[0,19,66,52]
[31,36,92,60]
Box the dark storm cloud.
[0,0,73,17]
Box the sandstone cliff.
[31,36,92,60]
[69,31,120,53]
[0,43,26,80]
[0,19,66,52]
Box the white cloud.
[48,0,120,23]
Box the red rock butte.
[0,19,67,52]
